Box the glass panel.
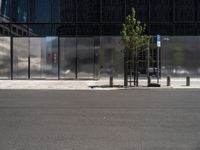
[77,24,100,35]
[12,0,28,22]
[30,37,58,79]
[102,0,125,22]
[77,0,100,22]
[29,24,52,36]
[175,0,195,22]
[30,0,51,23]
[150,0,172,22]
[101,24,122,35]
[53,0,76,23]
[175,24,196,35]
[59,37,76,79]
[52,24,76,36]
[198,0,200,22]
[0,0,11,22]
[30,38,42,79]
[44,37,58,79]
[161,36,200,77]
[99,36,124,78]
[13,37,29,79]
[94,36,100,79]
[77,37,94,79]
[150,24,173,36]
[0,37,10,79]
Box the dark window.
[30,0,52,23]
[102,0,125,22]
[29,24,52,36]
[0,0,199,36]
[197,25,200,35]
[0,26,3,34]
[23,31,27,36]
[77,24,100,35]
[197,0,200,22]
[126,0,149,23]
[77,0,100,22]
[150,24,173,35]
[175,0,195,22]
[12,26,16,32]
[101,24,122,35]
[150,0,173,23]
[12,0,28,22]
[175,24,196,35]
[52,0,76,23]
[18,29,22,35]
[52,24,76,36]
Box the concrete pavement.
[0,78,200,90]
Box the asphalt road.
[0,89,200,150]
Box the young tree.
[121,8,149,86]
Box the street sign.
[157,35,161,47]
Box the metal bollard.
[167,76,171,86]
[186,76,190,86]
[148,76,151,86]
[110,76,113,87]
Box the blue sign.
[157,35,161,47]
[157,35,161,42]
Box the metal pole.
[10,36,13,80]
[147,39,150,78]
[58,37,60,80]
[157,47,160,84]
[28,38,30,79]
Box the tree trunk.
[133,54,136,86]
[135,57,139,87]
[124,49,128,87]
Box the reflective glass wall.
[0,37,10,79]
[13,37,29,79]
[161,36,200,77]
[98,36,124,78]
[30,37,58,79]
[2,36,200,80]
[59,37,76,79]
[77,37,95,79]
[0,36,125,80]
[1,0,200,36]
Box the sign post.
[157,35,161,84]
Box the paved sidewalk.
[0,78,200,90]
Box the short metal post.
[186,76,190,86]
[124,61,128,87]
[167,76,171,86]
[148,76,151,86]
[110,76,113,87]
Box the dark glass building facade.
[0,0,200,79]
